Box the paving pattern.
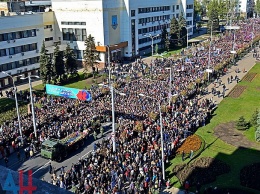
[228,85,247,98]
[242,73,257,82]
[214,122,260,150]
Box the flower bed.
[172,157,230,186]
[240,163,260,191]
[176,134,202,154]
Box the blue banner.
[46,84,92,101]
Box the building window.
[44,25,52,29]
[187,4,193,9]
[45,37,53,41]
[0,49,6,57]
[9,47,15,55]
[173,5,175,12]
[62,28,69,41]
[61,21,86,25]
[176,5,179,10]
[131,10,135,17]
[186,13,193,17]
[82,29,86,41]
[176,13,179,18]
[187,21,192,25]
[75,29,81,41]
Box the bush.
[250,109,259,127]
[161,105,168,113]
[134,121,144,132]
[236,116,249,131]
[176,134,202,154]
[173,157,230,186]
[101,87,110,95]
[149,111,159,121]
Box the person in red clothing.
[184,181,190,193]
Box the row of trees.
[159,13,187,51]
[40,34,101,84]
[40,42,78,84]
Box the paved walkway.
[200,49,258,104]
[0,49,258,193]
[214,122,260,150]
[161,50,258,193]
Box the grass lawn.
[33,73,105,91]
[166,64,260,193]
[0,98,29,124]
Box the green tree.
[201,0,210,16]
[165,34,170,52]
[169,16,179,47]
[255,0,260,17]
[194,0,203,20]
[178,13,187,46]
[207,0,219,34]
[83,34,100,77]
[39,41,52,84]
[52,44,65,84]
[236,116,249,131]
[160,25,168,49]
[218,0,228,20]
[155,44,159,54]
[64,44,78,76]
[250,109,259,127]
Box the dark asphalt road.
[0,122,112,183]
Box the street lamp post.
[2,71,23,143]
[20,75,39,139]
[99,83,126,152]
[207,21,213,82]
[251,22,255,50]
[105,44,118,85]
[184,26,194,49]
[139,93,166,180]
[144,34,160,72]
[165,67,172,106]
[105,45,111,84]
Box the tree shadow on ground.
[171,144,260,194]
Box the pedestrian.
[49,163,53,174]
[227,77,230,84]
[24,148,29,159]
[217,90,221,98]
[4,156,8,167]
[29,149,34,159]
[190,150,193,159]
[93,130,97,140]
[230,75,233,82]
[184,181,190,193]
[100,126,104,137]
[60,166,65,174]
[182,151,185,161]
[166,179,170,189]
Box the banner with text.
[46,84,92,101]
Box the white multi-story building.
[0,0,194,88]
[0,11,56,88]
[52,0,194,61]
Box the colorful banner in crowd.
[46,84,92,101]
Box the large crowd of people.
[0,18,260,193]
